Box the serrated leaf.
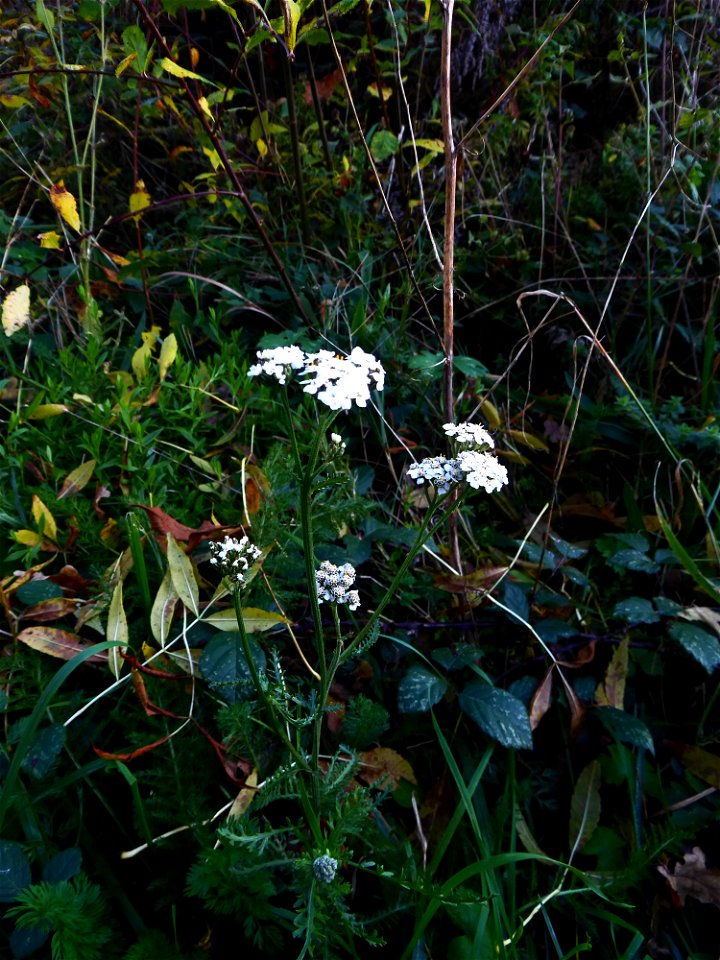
[668,621,720,673]
[166,534,199,616]
[106,579,128,679]
[204,606,288,632]
[158,333,178,380]
[57,459,96,499]
[0,841,31,902]
[2,283,30,336]
[569,760,601,853]
[595,636,629,709]
[150,569,178,646]
[397,665,448,713]
[49,182,81,232]
[594,705,654,754]
[459,682,533,750]
[200,633,266,704]
[31,494,57,542]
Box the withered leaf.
[658,847,720,906]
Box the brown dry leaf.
[303,66,343,105]
[21,597,80,622]
[557,639,597,669]
[359,747,417,791]
[57,459,96,499]
[658,847,720,906]
[228,768,258,820]
[529,666,554,731]
[17,626,107,663]
[558,671,585,737]
[595,635,629,709]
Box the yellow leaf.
[367,82,392,101]
[2,283,30,336]
[595,635,629,709]
[359,747,417,790]
[50,181,81,232]
[403,138,444,153]
[27,403,69,419]
[256,138,268,158]
[38,230,62,249]
[132,340,153,382]
[31,495,58,542]
[115,52,137,76]
[150,569,178,646]
[228,768,258,820]
[205,607,288,632]
[166,534,199,616]
[479,399,502,429]
[160,57,205,81]
[129,180,151,219]
[0,93,31,108]
[506,428,549,452]
[100,517,120,547]
[158,333,178,381]
[57,459,96,499]
[106,579,129,679]
[13,529,43,547]
[197,96,213,120]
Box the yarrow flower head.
[408,421,508,496]
[315,560,360,610]
[209,535,262,586]
[313,854,338,883]
[246,343,385,412]
[443,421,494,449]
[247,345,306,385]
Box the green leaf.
[42,848,82,884]
[370,130,399,163]
[453,356,488,379]
[16,580,63,605]
[612,597,660,623]
[458,683,533,750]
[608,549,659,574]
[122,25,148,70]
[397,665,448,713]
[594,706,654,754]
[668,621,720,673]
[21,723,66,780]
[569,760,601,853]
[0,842,31,902]
[200,633,266,704]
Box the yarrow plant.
[315,560,360,610]
[208,535,262,585]
[247,345,385,411]
[408,421,509,495]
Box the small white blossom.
[300,347,385,411]
[330,432,346,453]
[407,456,463,494]
[456,450,509,493]
[247,346,306,385]
[315,560,360,609]
[209,535,262,586]
[443,422,494,449]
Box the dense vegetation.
[1,0,720,956]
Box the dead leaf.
[358,747,417,791]
[529,666,554,731]
[227,768,258,820]
[595,636,629,709]
[50,182,81,232]
[21,597,80,622]
[658,847,720,906]
[57,459,96,499]
[303,66,343,104]
[17,626,107,663]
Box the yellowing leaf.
[32,494,57,542]
[197,96,213,120]
[158,333,178,381]
[27,403,69,419]
[166,534,199,616]
[106,579,129,679]
[50,181,81,232]
[150,569,178,646]
[132,340,154,382]
[38,230,62,249]
[57,459,96,499]
[506,429,549,452]
[17,626,108,663]
[115,52,137,76]
[129,180,151,219]
[2,283,30,336]
[0,93,31,108]
[13,529,43,547]
[479,399,502,429]
[160,57,205,81]
[205,607,288,632]
[367,82,392,101]
[359,747,417,790]
[228,768,258,820]
[404,138,444,153]
[256,138,268,158]
[595,635,629,709]
[280,0,301,51]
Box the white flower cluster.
[443,421,494,449]
[330,432,346,454]
[247,345,385,411]
[408,421,508,496]
[315,560,360,610]
[209,535,262,585]
[247,345,305,384]
[313,854,338,883]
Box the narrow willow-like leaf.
[569,760,601,854]
[150,568,179,646]
[106,580,129,679]
[166,533,199,616]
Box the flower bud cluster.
[315,560,360,610]
[313,854,338,883]
[209,536,262,586]
[408,422,508,496]
[247,345,385,411]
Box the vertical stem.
[306,50,334,174]
[282,54,309,245]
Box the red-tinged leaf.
[28,74,51,107]
[558,670,585,737]
[57,459,96,499]
[48,565,93,594]
[303,66,343,105]
[21,597,80,622]
[17,626,108,663]
[131,669,183,719]
[133,504,246,551]
[93,733,175,761]
[557,639,597,669]
[595,636,629,709]
[359,747,417,791]
[94,485,111,518]
[433,565,509,595]
[529,666,554,731]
